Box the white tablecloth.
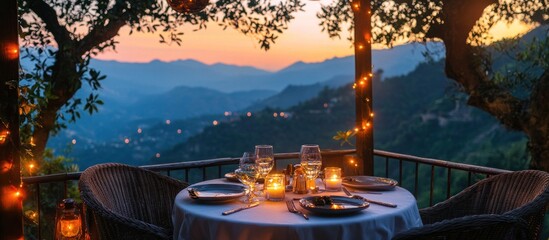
[173,179,422,240]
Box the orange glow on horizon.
[93,5,532,71]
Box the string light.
[0,130,10,144]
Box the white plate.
[188,184,246,202]
[299,196,369,215]
[342,176,398,191]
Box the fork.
[187,188,199,199]
[286,200,309,220]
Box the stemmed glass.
[300,144,322,192]
[255,145,274,196]
[234,152,260,203]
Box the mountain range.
[46,42,439,146]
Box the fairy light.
[0,130,9,144]
[4,43,19,60]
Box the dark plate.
[342,176,398,191]
[187,184,245,202]
[299,196,369,215]
[225,172,264,183]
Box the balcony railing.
[21,149,510,239]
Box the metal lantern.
[55,198,82,240]
[167,0,209,13]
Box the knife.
[342,187,397,208]
[222,202,260,215]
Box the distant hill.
[248,75,352,111]
[47,42,433,146]
[151,60,527,172]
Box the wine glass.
[234,152,259,203]
[255,145,274,196]
[300,144,322,191]
[255,145,274,179]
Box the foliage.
[16,0,305,161]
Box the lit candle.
[324,167,342,191]
[265,173,285,201]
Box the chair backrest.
[470,170,549,215]
[79,163,188,240]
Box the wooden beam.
[352,0,374,175]
[0,0,23,238]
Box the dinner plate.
[187,184,246,202]
[299,196,369,215]
[342,176,398,191]
[224,172,264,183]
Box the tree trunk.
[32,49,81,161]
[526,70,549,171]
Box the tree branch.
[26,0,72,46]
[77,1,132,55]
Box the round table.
[172,179,422,240]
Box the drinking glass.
[255,145,274,179]
[235,152,260,203]
[255,145,274,197]
[300,144,322,191]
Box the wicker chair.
[393,170,549,240]
[79,163,189,240]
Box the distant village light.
[177,129,182,134]
[280,112,285,117]
[155,153,161,158]
[224,111,231,116]
[137,128,143,134]
[273,113,278,118]
[124,138,130,144]
[166,120,171,125]
[71,139,77,145]
[323,103,329,108]
[247,112,252,117]
[213,120,219,126]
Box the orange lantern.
[55,199,82,239]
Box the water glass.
[300,144,322,191]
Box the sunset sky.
[95,3,532,71]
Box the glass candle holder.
[265,173,285,201]
[324,167,342,191]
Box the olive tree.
[319,0,548,171]
[18,0,304,161]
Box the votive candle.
[324,167,342,191]
[265,173,285,201]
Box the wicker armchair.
[393,170,549,240]
[79,163,189,240]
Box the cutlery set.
[286,200,309,220]
[342,187,397,208]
